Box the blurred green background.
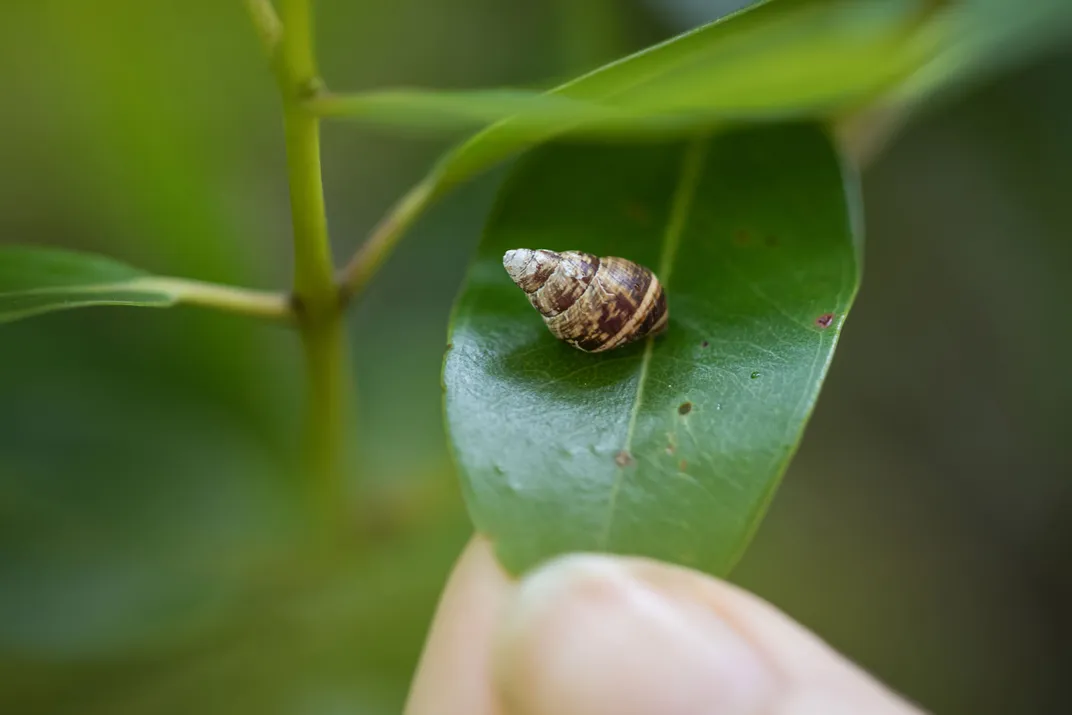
[1,0,1069,712]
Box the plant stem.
[337,177,437,302]
[300,314,348,526]
[243,0,282,57]
[144,276,294,322]
[279,0,317,86]
[276,0,349,532]
[283,107,335,313]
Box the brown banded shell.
[503,248,668,352]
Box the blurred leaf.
[0,246,175,324]
[401,0,948,189]
[444,123,860,576]
[317,0,1072,152]
[0,247,290,325]
[319,1,944,141]
[892,0,1072,104]
[308,89,640,132]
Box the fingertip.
[490,553,923,715]
[404,535,516,715]
[623,560,918,707]
[406,545,922,715]
[492,554,778,715]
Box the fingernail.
[492,554,779,715]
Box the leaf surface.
[444,123,861,575]
[0,246,175,323]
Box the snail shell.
[503,248,668,352]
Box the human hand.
[405,536,924,715]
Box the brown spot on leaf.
[815,313,835,328]
[678,401,692,415]
[665,444,676,455]
[701,340,709,348]
[734,229,752,246]
[614,450,634,467]
[678,459,688,472]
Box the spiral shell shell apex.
[503,248,668,352]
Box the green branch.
[277,0,333,314]
[243,0,282,58]
[337,178,437,302]
[283,108,335,314]
[279,0,317,88]
[300,317,348,523]
[145,276,294,322]
[243,0,350,533]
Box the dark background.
[1,1,1069,712]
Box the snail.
[503,248,668,352]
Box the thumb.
[494,552,924,715]
[404,536,924,715]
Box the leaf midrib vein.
[598,137,709,550]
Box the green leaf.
[307,89,646,133]
[418,0,951,191]
[444,123,861,576]
[314,1,1072,145]
[0,246,176,323]
[0,247,292,324]
[317,1,949,141]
